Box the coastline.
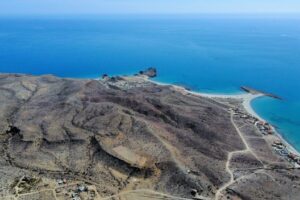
[146,78,300,157]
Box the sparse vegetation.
[0,72,299,200]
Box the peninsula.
[241,86,283,100]
[0,70,299,200]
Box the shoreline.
[146,78,300,157]
[8,72,300,160]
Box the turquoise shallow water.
[0,15,300,151]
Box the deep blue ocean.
[0,15,300,151]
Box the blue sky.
[0,0,300,15]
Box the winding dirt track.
[100,109,268,200]
[214,111,266,200]
[1,107,281,200]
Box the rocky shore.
[0,70,299,200]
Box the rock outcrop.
[139,67,157,78]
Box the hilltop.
[0,71,299,200]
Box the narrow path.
[256,171,279,186]
[214,111,265,200]
[4,184,200,200]
[143,120,189,175]
[214,150,247,199]
[17,189,53,197]
[230,112,265,168]
[13,176,25,197]
[150,126,188,174]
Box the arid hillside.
[0,73,299,200]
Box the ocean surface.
[0,15,300,151]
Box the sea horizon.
[1,14,300,152]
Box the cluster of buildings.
[57,178,67,185]
[272,141,300,168]
[254,121,274,135]
[231,108,274,135]
[231,107,300,168]
[55,178,96,200]
[70,184,89,200]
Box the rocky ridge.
[0,71,299,200]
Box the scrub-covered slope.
[0,73,299,200]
